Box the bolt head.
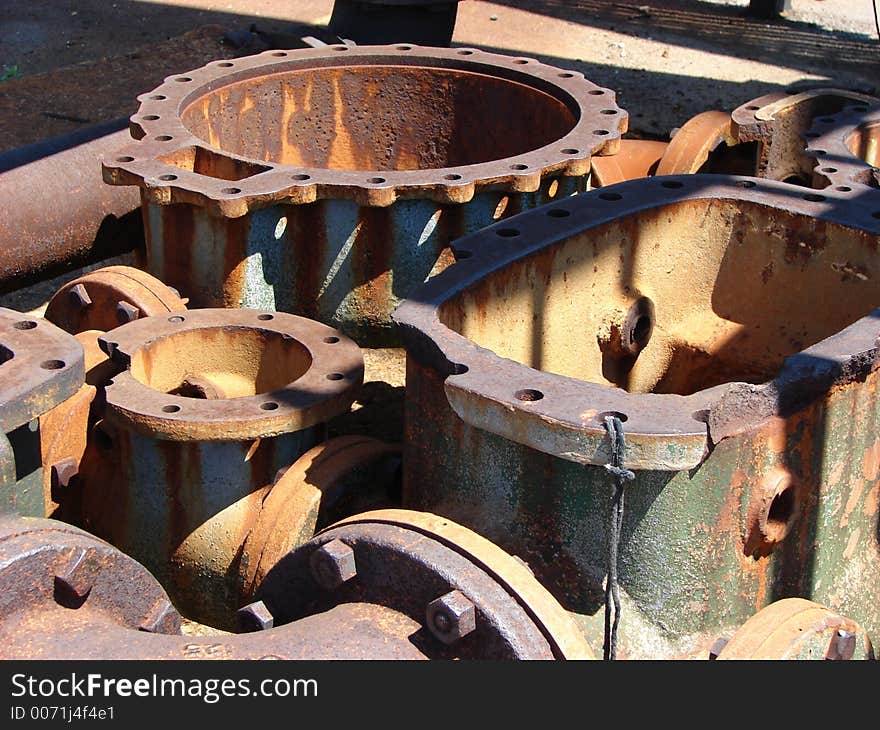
[115,300,140,324]
[236,600,274,632]
[426,589,476,644]
[68,283,92,309]
[309,539,356,590]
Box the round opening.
[158,174,178,181]
[593,129,610,136]
[515,388,544,402]
[764,485,796,542]
[547,208,570,217]
[40,360,65,370]
[155,135,173,142]
[510,163,528,170]
[368,177,386,184]
[588,89,605,95]
[174,76,192,83]
[217,62,234,68]
[292,173,311,181]
[444,173,462,180]
[630,315,652,347]
[601,109,618,115]
[323,336,340,344]
[168,315,185,323]
[149,95,166,101]
[142,114,160,121]
[13,321,36,330]
[599,192,622,201]
[129,327,312,399]
[736,180,756,188]
[836,186,853,192]
[496,228,520,238]
[222,187,241,194]
[327,372,345,381]
[561,148,580,155]
[745,105,760,111]
[820,167,838,174]
[260,401,279,410]
[162,404,181,413]
[558,72,575,78]
[117,156,135,163]
[457,50,475,55]
[661,180,684,189]
[179,64,578,170]
[256,313,274,321]
[803,193,825,202]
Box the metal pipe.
[0,120,144,294]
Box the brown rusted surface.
[0,129,144,294]
[100,308,363,441]
[0,309,84,436]
[45,265,187,334]
[257,509,596,659]
[731,88,880,185]
[104,45,626,212]
[395,175,880,470]
[590,139,667,186]
[802,102,880,190]
[655,111,736,175]
[239,435,401,600]
[717,598,875,660]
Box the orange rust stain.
[826,459,846,488]
[863,482,879,518]
[841,478,865,529]
[843,527,861,560]
[862,437,880,480]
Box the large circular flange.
[255,508,595,659]
[239,435,401,600]
[100,308,364,440]
[45,265,187,334]
[393,174,880,470]
[0,515,181,652]
[0,309,85,433]
[102,44,626,214]
[716,598,875,660]
[803,102,880,190]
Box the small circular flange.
[100,308,364,440]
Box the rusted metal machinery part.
[655,111,737,175]
[255,509,596,659]
[0,124,144,294]
[731,88,880,185]
[80,308,364,628]
[0,515,428,659]
[39,330,115,521]
[239,435,401,601]
[590,139,668,187]
[45,265,187,334]
[103,45,626,344]
[802,103,880,190]
[394,174,880,658]
[0,309,84,517]
[328,0,461,46]
[716,598,875,660]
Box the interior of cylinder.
[129,326,312,399]
[846,121,880,169]
[179,64,578,171]
[438,198,880,395]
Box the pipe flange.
[45,265,187,334]
[394,175,880,470]
[99,308,364,440]
[103,44,626,213]
[802,103,880,190]
[716,598,874,660]
[0,515,181,641]
[0,309,84,434]
[255,508,595,659]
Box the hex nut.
[309,539,357,590]
[426,589,476,644]
[236,600,275,632]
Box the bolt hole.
[457,49,474,55]
[558,72,575,78]
[327,373,345,381]
[547,208,570,217]
[155,135,173,142]
[333,45,349,51]
[257,313,274,321]
[222,187,241,194]
[13,321,36,330]
[803,193,825,202]
[396,45,413,50]
[260,402,279,411]
[515,389,544,402]
[599,192,622,201]
[809,149,827,156]
[767,487,795,530]
[270,51,288,57]
[661,180,684,189]
[40,360,65,370]
[513,59,529,64]
[117,156,135,163]
[368,177,386,184]
[168,315,185,323]
[158,174,177,181]
[323,336,340,344]
[736,180,756,188]
[601,109,618,115]
[162,404,181,413]
[496,228,520,238]
[835,186,852,192]
[149,94,166,101]
[820,167,838,174]
[745,105,760,111]
[593,129,610,136]
[292,173,311,181]
[588,89,605,95]
[444,173,462,180]
[510,163,528,171]
[142,114,160,121]
[174,76,192,82]
[630,315,652,347]
[217,61,234,67]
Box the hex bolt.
[309,539,357,590]
[236,600,275,632]
[67,283,92,309]
[116,300,140,324]
[54,547,103,608]
[138,599,179,634]
[426,589,476,644]
[708,636,729,660]
[826,629,856,660]
[49,457,79,502]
